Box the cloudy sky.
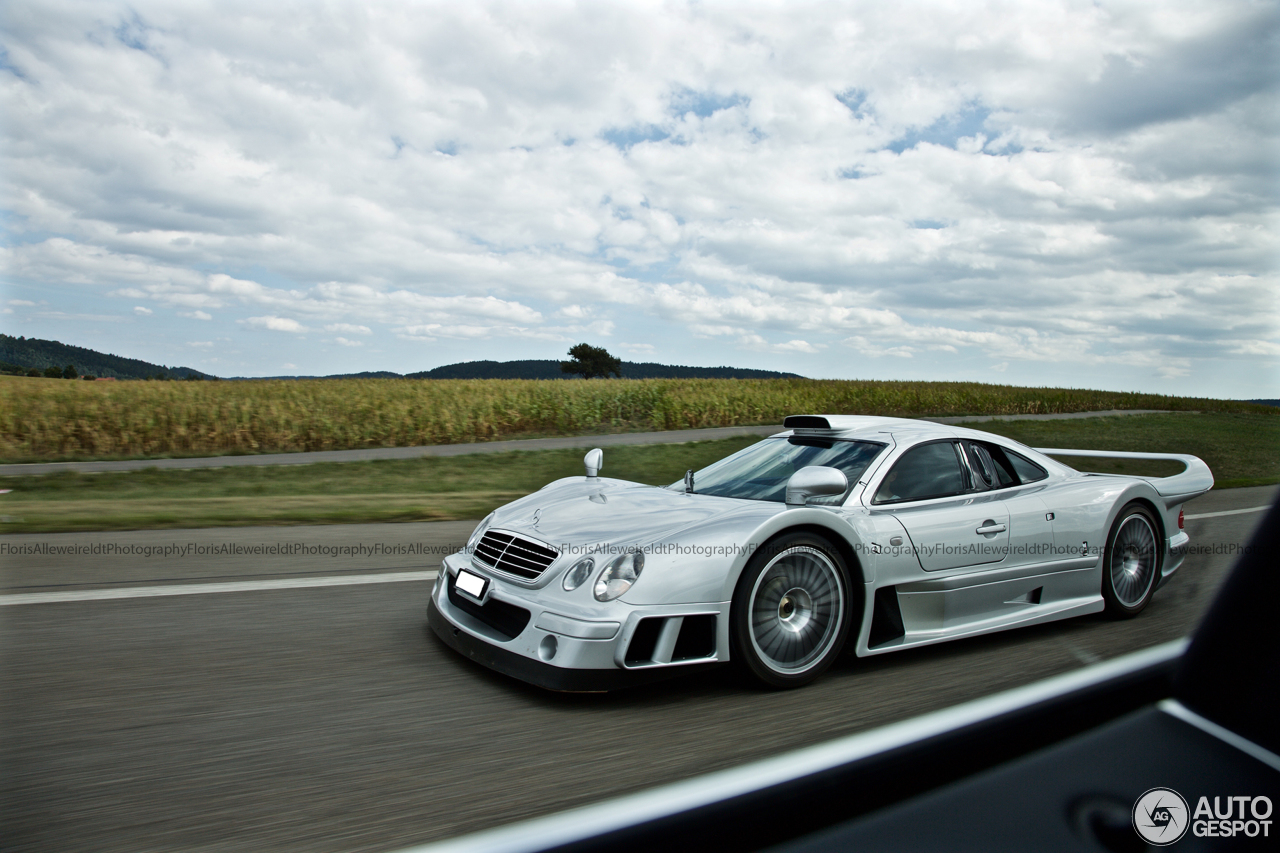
[1,0,1276,395]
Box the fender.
[716,505,872,602]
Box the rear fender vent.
[625,615,718,667]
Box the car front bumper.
[427,556,728,691]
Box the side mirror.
[785,466,848,507]
[584,448,603,478]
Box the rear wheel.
[731,533,852,689]
[1101,502,1161,617]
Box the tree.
[43,365,63,378]
[63,364,77,379]
[560,343,622,379]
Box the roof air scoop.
[784,415,833,430]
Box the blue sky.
[1,0,1277,396]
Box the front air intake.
[472,530,560,580]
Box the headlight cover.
[562,557,595,592]
[466,513,494,556]
[594,551,645,601]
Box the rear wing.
[1035,448,1214,506]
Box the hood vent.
[473,530,560,580]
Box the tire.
[731,532,852,689]
[1101,502,1162,617]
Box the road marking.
[1184,505,1270,520]
[1061,641,1102,666]
[0,570,438,606]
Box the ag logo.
[1133,787,1190,846]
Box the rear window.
[1006,449,1048,483]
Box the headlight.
[466,513,494,555]
[593,551,644,601]
[562,557,595,592]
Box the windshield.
[684,437,886,503]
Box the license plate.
[455,569,488,600]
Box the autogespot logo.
[1133,788,1190,846]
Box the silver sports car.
[428,415,1213,690]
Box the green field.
[1,374,1269,463]
[1,413,1274,533]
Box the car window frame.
[869,439,970,506]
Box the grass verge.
[973,413,1280,488]
[1,413,1274,534]
[0,437,762,533]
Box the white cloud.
[333,337,363,347]
[0,1,1274,393]
[134,306,152,315]
[8,300,36,306]
[187,341,213,348]
[242,315,307,333]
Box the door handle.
[976,522,1007,535]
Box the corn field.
[1,375,1268,461]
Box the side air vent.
[624,615,718,667]
[869,585,906,649]
[784,415,833,430]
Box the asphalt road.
[1,485,1274,853]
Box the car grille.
[473,530,560,580]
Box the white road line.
[0,570,438,606]
[1184,505,1271,520]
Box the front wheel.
[1101,502,1162,617]
[731,533,852,689]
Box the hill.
[406,359,803,380]
[0,334,214,380]
[0,336,801,381]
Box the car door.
[866,439,1010,572]
[962,440,1055,570]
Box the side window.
[969,442,1018,489]
[874,441,966,504]
[1005,449,1048,484]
